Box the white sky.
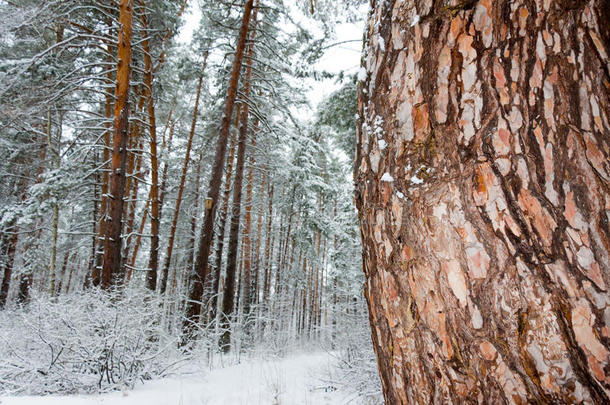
[307,20,363,107]
[176,2,366,112]
[176,3,201,45]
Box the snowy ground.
[0,352,359,405]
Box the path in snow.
[1,352,355,405]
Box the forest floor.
[0,351,359,405]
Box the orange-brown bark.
[356,1,610,403]
[101,0,133,289]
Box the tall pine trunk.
[355,0,610,403]
[218,4,260,349]
[101,0,133,289]
[93,20,117,286]
[141,8,161,290]
[253,165,266,312]
[0,230,18,308]
[241,125,258,319]
[189,151,204,270]
[262,183,274,306]
[209,125,238,323]
[184,0,255,338]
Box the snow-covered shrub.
[0,288,181,395]
[334,304,383,404]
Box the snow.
[0,352,351,405]
[410,15,420,27]
[358,67,368,82]
[176,2,201,45]
[305,7,368,109]
[378,139,387,150]
[410,175,423,185]
[380,172,394,182]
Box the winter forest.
[1,0,609,404]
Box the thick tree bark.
[101,0,133,289]
[160,58,207,294]
[355,0,610,403]
[183,0,255,338]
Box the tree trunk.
[158,119,176,223]
[262,183,274,305]
[126,196,150,282]
[241,124,258,319]
[209,125,238,324]
[218,4,260,349]
[86,150,99,286]
[189,151,204,270]
[101,0,133,289]
[93,19,117,286]
[253,165,266,311]
[184,0,255,338]
[140,7,161,291]
[355,1,610,403]
[47,109,60,296]
[64,251,77,294]
[160,58,207,294]
[0,230,18,309]
[17,273,31,304]
[57,247,70,294]
[122,131,141,276]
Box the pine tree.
[100,0,134,289]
